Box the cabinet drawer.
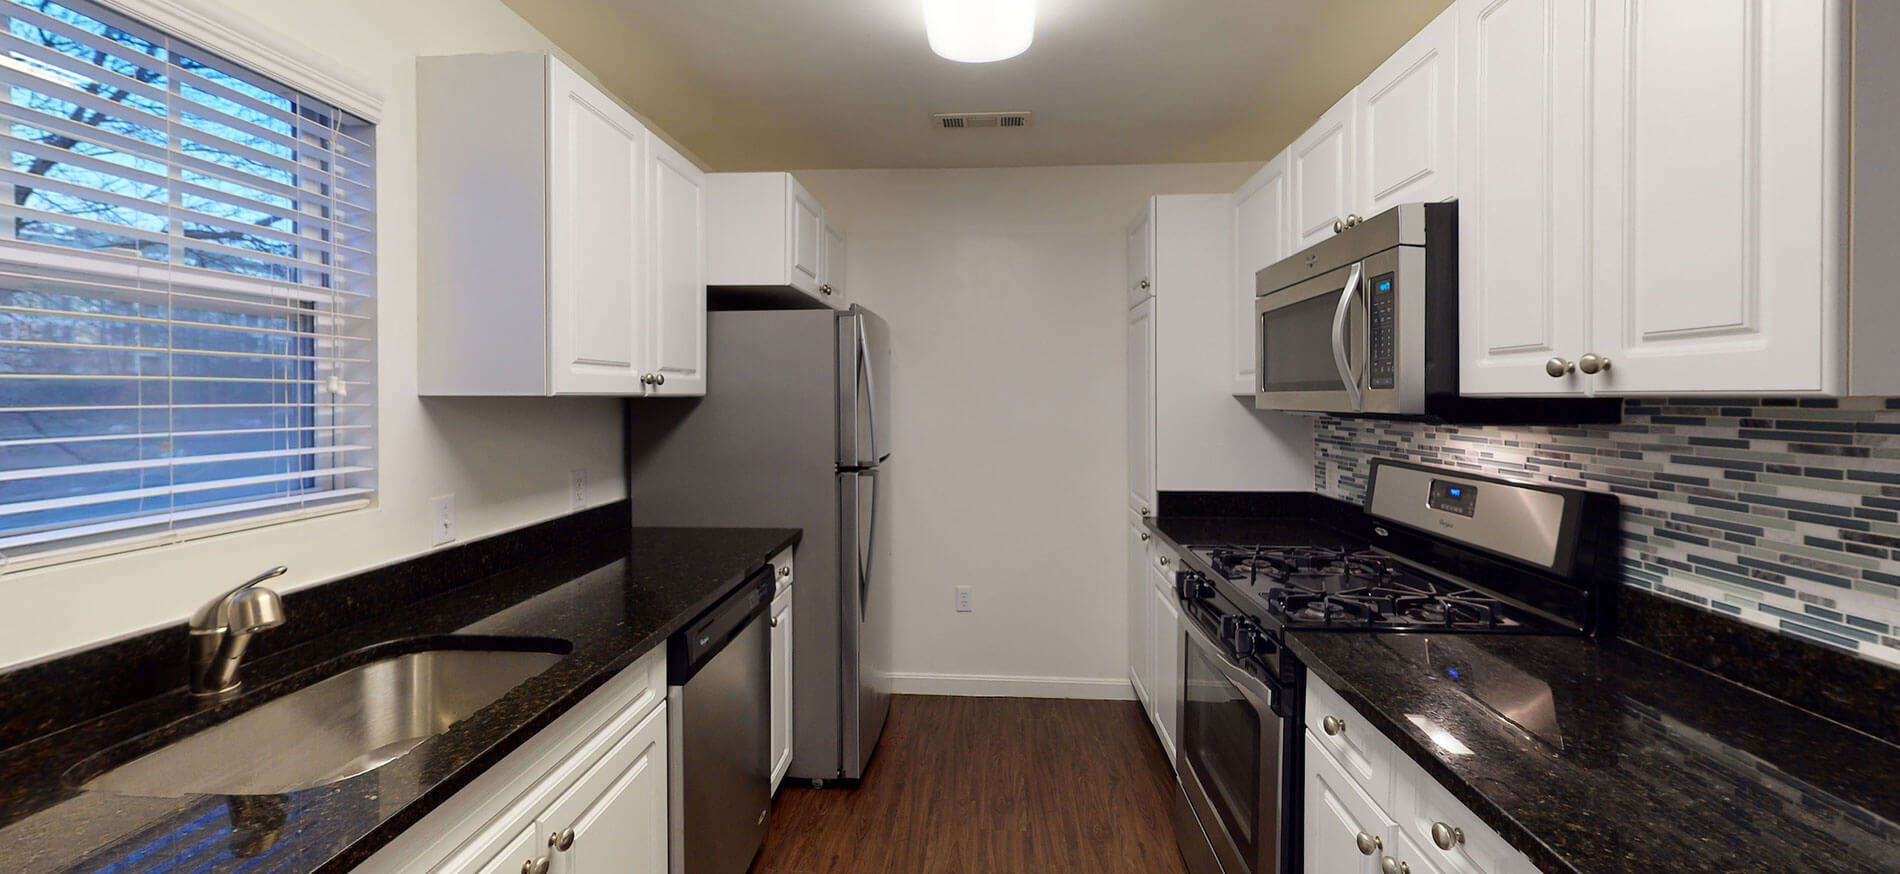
[1391,754,1530,874]
[1306,671,1400,807]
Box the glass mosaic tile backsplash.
[1314,398,1900,669]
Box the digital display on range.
[1427,479,1478,517]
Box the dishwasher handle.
[668,566,774,686]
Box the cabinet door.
[1589,0,1842,395]
[1126,298,1156,515]
[1456,0,1593,396]
[1232,155,1289,396]
[647,133,706,397]
[789,180,824,294]
[1127,512,1153,706]
[541,704,668,874]
[1127,204,1154,307]
[1150,570,1181,761]
[1391,754,1532,874]
[1304,733,1394,874]
[1357,4,1458,213]
[547,60,648,396]
[1290,93,1358,250]
[769,592,794,794]
[821,223,848,309]
[443,825,542,874]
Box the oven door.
[1176,617,1283,874]
[1255,259,1368,414]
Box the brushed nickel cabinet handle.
[1322,715,1346,736]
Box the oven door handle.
[1331,260,1365,412]
[1181,611,1279,714]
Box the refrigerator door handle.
[859,469,879,620]
[856,315,883,466]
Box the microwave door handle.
[1331,261,1364,412]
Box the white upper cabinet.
[1456,0,1593,397]
[1127,205,1154,307]
[1291,92,1359,250]
[1127,296,1156,516]
[417,53,704,398]
[821,221,849,307]
[1587,0,1841,395]
[1356,4,1459,213]
[1231,154,1290,396]
[706,172,849,310]
[645,132,707,397]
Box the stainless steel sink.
[80,648,564,797]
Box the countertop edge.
[310,527,802,872]
[1284,634,1581,874]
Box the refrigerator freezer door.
[839,467,892,780]
[839,306,892,468]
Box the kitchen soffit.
[500,0,1454,171]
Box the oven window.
[1183,642,1263,858]
[1260,291,1347,393]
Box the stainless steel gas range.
[1169,460,1620,874]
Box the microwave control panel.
[1368,273,1396,389]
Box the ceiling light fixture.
[924,0,1036,64]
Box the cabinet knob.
[1159,556,1170,566]
[1138,279,1151,290]
[1380,857,1409,874]
[653,372,666,386]
[1431,822,1465,851]
[549,828,575,851]
[1356,831,1383,856]
[1140,532,1151,542]
[821,284,834,295]
[522,858,550,874]
[1344,214,1363,229]
[1139,507,1151,517]
[1333,218,1345,234]
[770,615,781,628]
[1544,358,1575,378]
[639,373,654,385]
[1322,714,1346,736]
[1577,353,1611,374]
[777,564,792,578]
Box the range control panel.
[1427,479,1478,517]
[1368,273,1396,390]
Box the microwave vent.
[934,111,1032,130]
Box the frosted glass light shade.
[924,0,1036,63]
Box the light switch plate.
[430,494,455,546]
[570,468,587,510]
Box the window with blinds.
[0,0,375,565]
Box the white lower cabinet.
[1127,511,1154,708]
[768,549,795,794]
[1304,671,1539,874]
[358,651,668,874]
[1149,566,1181,761]
[1305,733,1394,874]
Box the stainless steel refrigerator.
[628,305,893,783]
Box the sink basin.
[79,647,565,797]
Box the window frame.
[0,0,382,572]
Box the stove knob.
[1228,618,1260,657]
[1175,571,1212,601]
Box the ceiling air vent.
[934,111,1032,130]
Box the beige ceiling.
[501,0,1456,171]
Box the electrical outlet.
[955,586,973,613]
[430,494,456,546]
[570,468,587,510]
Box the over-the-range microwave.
[1253,202,1618,425]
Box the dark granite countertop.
[0,523,799,873]
[1143,504,1900,874]
[1286,632,1900,874]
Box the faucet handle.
[227,587,285,635]
[190,566,289,631]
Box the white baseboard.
[886,671,1138,700]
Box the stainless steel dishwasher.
[667,565,774,874]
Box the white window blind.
[0,0,375,566]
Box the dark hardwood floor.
[750,694,1190,874]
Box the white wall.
[0,0,627,671]
[799,163,1263,699]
